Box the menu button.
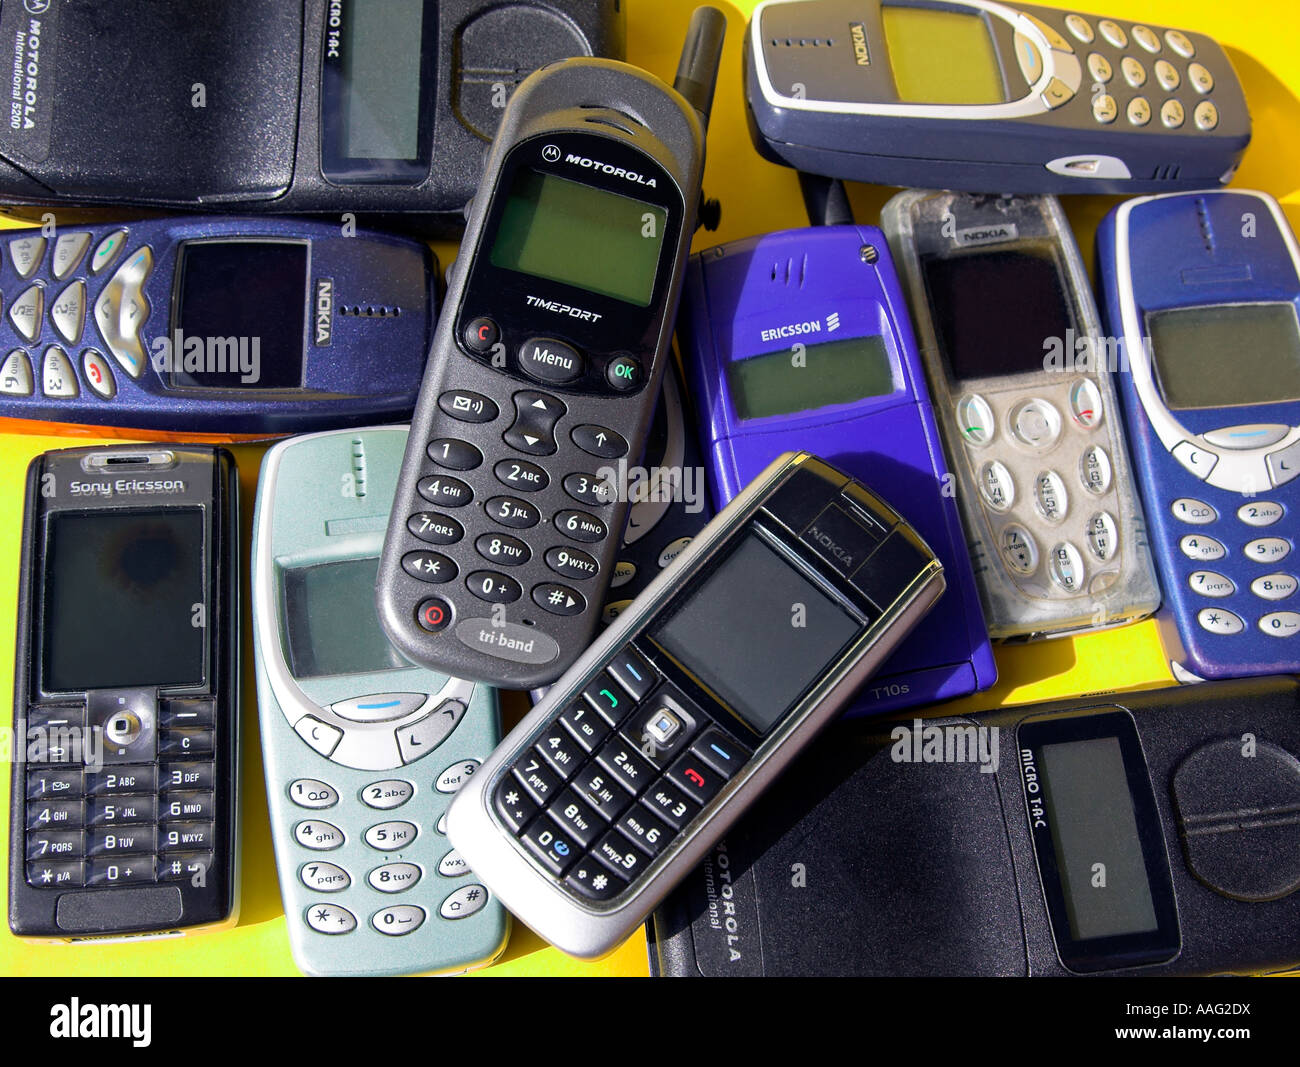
[519,337,583,383]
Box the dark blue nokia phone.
[0,217,437,434]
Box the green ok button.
[605,354,642,391]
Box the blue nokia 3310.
[1098,189,1300,681]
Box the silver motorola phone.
[882,190,1160,640]
[446,451,944,958]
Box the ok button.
[519,337,584,384]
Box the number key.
[427,438,482,470]
[535,726,583,779]
[494,459,549,492]
[560,701,611,752]
[512,749,563,804]
[594,738,654,796]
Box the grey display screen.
[43,509,206,691]
[651,532,860,733]
[342,0,425,160]
[490,168,667,306]
[283,558,407,679]
[1038,736,1159,941]
[1146,302,1300,409]
[727,335,898,420]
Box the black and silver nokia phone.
[447,451,945,958]
[377,7,725,689]
[9,445,239,941]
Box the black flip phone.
[9,445,239,941]
[651,677,1300,976]
[0,1,624,234]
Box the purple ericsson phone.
[680,224,996,715]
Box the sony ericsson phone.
[377,7,726,689]
[1097,189,1300,682]
[0,216,441,434]
[0,1,624,235]
[745,0,1249,194]
[882,190,1160,640]
[252,427,507,976]
[9,445,239,941]
[652,676,1300,976]
[447,451,945,959]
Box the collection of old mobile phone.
[5,0,1299,979]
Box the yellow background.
[2,0,1298,977]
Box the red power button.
[417,597,452,633]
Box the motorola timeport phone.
[744,0,1250,194]
[446,451,945,959]
[1097,188,1300,682]
[0,1,625,235]
[9,444,239,941]
[680,223,996,715]
[377,7,726,689]
[882,190,1160,640]
[252,426,507,976]
[0,216,439,434]
[652,676,1300,976]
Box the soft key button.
[1204,424,1289,450]
[331,693,426,722]
[1171,441,1217,480]
[397,700,467,765]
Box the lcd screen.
[727,335,897,420]
[651,532,859,733]
[283,557,407,679]
[1146,302,1300,409]
[174,241,308,389]
[1038,736,1159,941]
[490,168,668,306]
[341,0,425,160]
[922,247,1074,380]
[882,5,1007,105]
[43,509,206,691]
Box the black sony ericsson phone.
[9,445,239,941]
[377,7,726,689]
[0,1,624,234]
[651,676,1300,976]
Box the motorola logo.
[542,144,561,162]
[24,0,50,14]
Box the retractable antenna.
[673,6,727,132]
[674,6,727,230]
